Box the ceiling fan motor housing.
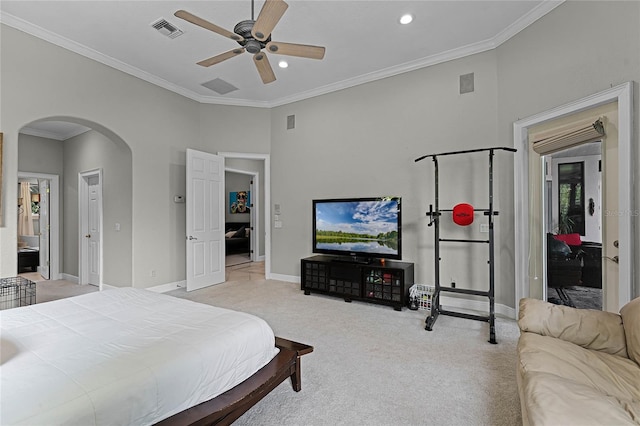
[234,20,270,53]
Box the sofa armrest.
[518,298,628,358]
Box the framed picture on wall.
[230,191,250,214]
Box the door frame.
[218,152,271,278]
[78,169,103,289]
[17,171,59,279]
[514,82,634,314]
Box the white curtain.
[18,182,34,236]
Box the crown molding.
[1,1,564,109]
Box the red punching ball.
[453,203,474,226]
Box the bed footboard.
[156,337,313,426]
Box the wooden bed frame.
[156,337,313,426]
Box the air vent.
[151,18,183,39]
[201,78,239,95]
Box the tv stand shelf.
[301,255,414,310]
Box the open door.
[38,179,50,280]
[186,149,225,291]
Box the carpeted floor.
[167,279,522,426]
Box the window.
[558,162,585,235]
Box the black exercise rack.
[415,146,516,344]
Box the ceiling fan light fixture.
[399,14,413,25]
[278,60,288,68]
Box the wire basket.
[0,277,36,310]
[409,284,435,310]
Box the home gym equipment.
[414,146,516,344]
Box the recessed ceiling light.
[399,14,413,25]
[279,60,289,68]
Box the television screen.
[312,197,401,261]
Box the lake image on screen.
[315,199,399,255]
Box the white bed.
[0,288,279,425]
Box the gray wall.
[63,130,133,287]
[2,1,639,306]
[18,134,65,176]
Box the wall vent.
[459,72,474,94]
[151,18,183,39]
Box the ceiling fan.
[175,0,326,84]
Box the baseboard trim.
[60,273,79,284]
[269,273,299,283]
[146,281,185,293]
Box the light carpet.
[167,279,522,426]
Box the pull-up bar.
[414,146,517,163]
[416,145,516,344]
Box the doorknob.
[187,236,198,240]
[613,240,619,248]
[85,234,91,238]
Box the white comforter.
[0,288,279,425]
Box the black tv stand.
[301,255,414,311]
[331,256,371,265]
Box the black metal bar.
[439,238,489,244]
[431,156,440,328]
[440,208,494,213]
[414,146,517,163]
[439,287,490,297]
[487,149,497,344]
[439,309,491,323]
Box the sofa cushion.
[519,369,640,426]
[620,296,640,365]
[518,298,627,357]
[518,332,640,403]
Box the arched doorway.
[17,117,133,289]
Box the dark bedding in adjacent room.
[225,222,250,254]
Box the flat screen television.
[312,197,402,261]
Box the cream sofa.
[516,297,640,426]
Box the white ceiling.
[2,0,563,112]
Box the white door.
[186,149,225,291]
[87,175,101,286]
[38,179,50,279]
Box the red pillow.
[553,233,582,246]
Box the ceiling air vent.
[151,18,183,39]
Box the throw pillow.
[620,296,640,364]
[232,226,246,238]
[553,233,582,246]
[225,231,235,238]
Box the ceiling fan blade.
[174,10,244,42]
[197,49,246,67]
[251,0,289,42]
[266,41,325,60]
[253,53,276,84]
